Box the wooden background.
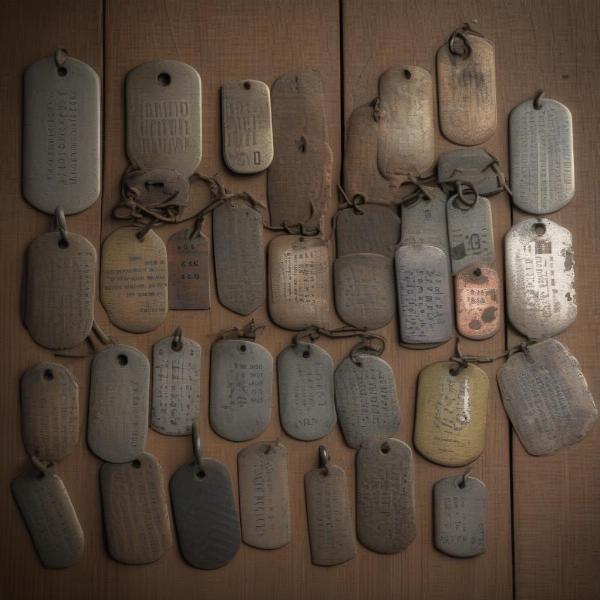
[1,1,598,599]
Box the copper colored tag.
[400,186,449,253]
[437,148,504,196]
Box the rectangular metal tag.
[400,187,449,252]
[438,148,504,196]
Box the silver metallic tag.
[437,148,504,196]
[400,186,449,253]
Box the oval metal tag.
[400,186,449,252]
[505,218,576,338]
[438,148,504,196]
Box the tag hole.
[534,223,546,236]
[132,459,141,469]
[239,344,247,353]
[302,350,310,358]
[299,237,305,242]
[380,443,391,454]
[196,470,206,479]
[117,354,128,366]
[473,268,482,277]
[449,367,459,376]
[58,239,69,249]
[244,81,251,89]
[458,480,466,489]
[320,470,328,477]
[57,66,67,77]
[157,72,171,86]
[43,369,54,381]
[403,69,412,79]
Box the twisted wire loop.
[337,184,366,215]
[31,455,54,477]
[395,173,438,207]
[218,318,265,341]
[533,89,545,110]
[192,422,203,467]
[450,181,480,211]
[448,22,485,59]
[349,333,386,366]
[459,467,473,489]
[54,48,68,68]
[171,327,183,351]
[54,206,69,245]
[318,445,330,476]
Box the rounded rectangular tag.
[438,148,504,196]
[400,187,449,252]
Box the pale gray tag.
[400,187,449,253]
[437,148,504,196]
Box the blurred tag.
[400,186,449,253]
[437,148,503,196]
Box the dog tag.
[221,79,273,174]
[455,266,501,340]
[21,363,78,462]
[400,186,449,252]
[213,198,265,315]
[356,438,416,553]
[334,254,395,330]
[277,342,336,441]
[498,339,597,455]
[510,96,574,214]
[26,230,96,350]
[12,463,84,568]
[377,66,435,178]
[126,60,202,174]
[438,148,504,196]
[238,441,290,549]
[447,194,494,274]
[437,29,497,145]
[395,244,454,345]
[335,354,400,449]
[100,453,171,564]
[268,235,331,330]
[434,474,486,558]
[23,51,100,215]
[415,362,489,467]
[210,338,273,442]
[101,226,168,333]
[167,228,210,310]
[152,333,201,436]
[88,344,149,463]
[505,218,576,338]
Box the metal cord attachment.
[31,455,54,477]
[171,327,183,352]
[192,422,203,467]
[448,23,484,59]
[450,181,480,211]
[218,318,265,341]
[350,333,386,366]
[533,89,545,110]
[54,48,68,70]
[458,467,472,489]
[54,207,68,246]
[318,445,330,476]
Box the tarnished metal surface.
[399,186,449,252]
[438,148,504,196]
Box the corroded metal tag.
[100,226,168,333]
[209,339,273,442]
[238,441,290,549]
[26,231,96,350]
[510,95,574,214]
[268,235,331,330]
[126,60,202,174]
[455,266,501,340]
[100,453,172,564]
[21,363,78,462]
[23,51,100,215]
[434,474,486,558]
[505,218,576,338]
[377,66,435,178]
[334,254,395,330]
[213,198,265,315]
[414,362,489,467]
[400,186,449,252]
[498,339,597,455]
[356,438,416,554]
[334,354,400,449]
[221,79,273,174]
[88,344,149,463]
[438,148,504,196]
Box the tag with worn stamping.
[400,186,449,253]
[437,148,504,196]
[505,218,576,338]
[498,339,597,456]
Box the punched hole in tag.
[57,66,67,77]
[473,267,482,277]
[243,81,251,89]
[43,368,54,381]
[404,69,412,80]
[380,442,391,455]
[534,223,546,236]
[302,350,310,358]
[195,469,206,480]
[239,344,247,353]
[131,459,141,469]
[58,238,69,249]
[117,354,128,366]
[157,72,171,86]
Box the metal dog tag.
[510,96,574,214]
[334,254,395,330]
[277,342,336,441]
[167,228,210,310]
[356,438,416,554]
[434,475,486,558]
[377,66,435,178]
[21,363,78,462]
[505,218,576,338]
[268,235,331,330]
[238,441,290,549]
[335,354,400,449]
[100,453,172,564]
[126,60,202,174]
[455,266,501,340]
[26,231,96,350]
[100,226,168,333]
[395,244,454,345]
[210,338,273,442]
[498,339,597,455]
[400,186,449,252]
[213,198,265,315]
[414,362,489,467]
[221,79,273,174]
[88,344,149,463]
[438,148,504,196]
[23,51,100,215]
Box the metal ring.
[318,445,330,475]
[192,422,202,465]
[171,327,183,351]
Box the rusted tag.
[126,60,202,174]
[455,266,501,340]
[213,198,265,315]
[498,338,597,455]
[377,66,435,178]
[505,218,576,338]
[438,148,504,196]
[221,79,273,174]
[238,441,290,549]
[510,95,574,214]
[26,231,96,350]
[356,438,416,554]
[88,344,149,463]
[400,186,449,252]
[268,235,331,330]
[23,51,100,215]
[414,362,489,467]
[100,453,172,564]
[437,30,497,146]
[167,228,210,310]
[21,363,78,462]
[100,226,168,333]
